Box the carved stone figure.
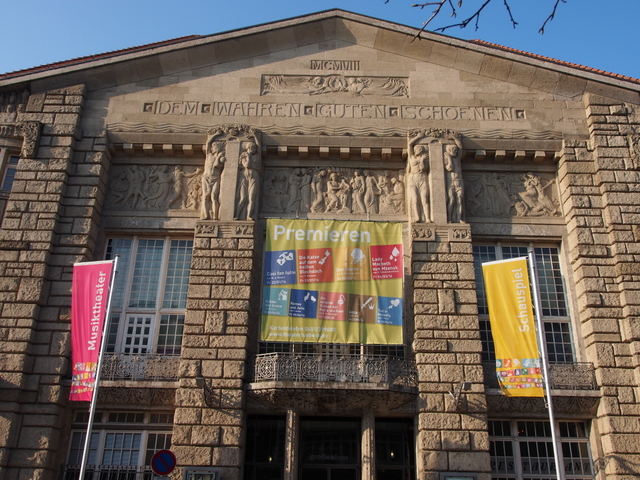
[463,172,560,218]
[235,137,261,221]
[519,173,558,216]
[299,168,312,213]
[201,139,226,220]
[383,173,405,213]
[351,170,366,214]
[286,168,303,213]
[147,165,173,208]
[310,170,328,213]
[444,140,465,223]
[407,132,431,223]
[363,170,380,214]
[185,168,202,210]
[169,166,199,208]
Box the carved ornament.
[16,121,42,159]
[0,89,29,114]
[262,74,408,97]
[411,226,435,241]
[464,172,560,218]
[107,164,202,211]
[263,167,405,217]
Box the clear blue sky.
[2,0,639,80]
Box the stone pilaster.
[411,226,489,480]
[0,85,110,480]
[174,222,255,480]
[560,92,640,479]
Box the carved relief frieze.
[107,164,202,211]
[262,167,405,216]
[262,75,408,97]
[411,225,435,241]
[464,171,560,218]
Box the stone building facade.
[0,9,639,480]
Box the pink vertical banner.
[70,260,114,401]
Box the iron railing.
[101,354,180,381]
[251,353,418,387]
[483,361,598,390]
[62,465,160,480]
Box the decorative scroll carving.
[16,121,42,159]
[108,164,201,210]
[262,167,405,216]
[195,223,219,237]
[0,89,29,113]
[451,228,471,240]
[262,75,408,97]
[464,172,560,218]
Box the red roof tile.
[471,39,640,85]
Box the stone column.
[411,226,490,480]
[361,410,375,480]
[284,410,300,480]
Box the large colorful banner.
[70,260,114,401]
[261,219,404,344]
[482,257,544,397]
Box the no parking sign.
[151,449,177,476]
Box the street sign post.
[151,450,177,476]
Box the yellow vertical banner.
[261,219,404,344]
[482,257,544,397]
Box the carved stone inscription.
[464,172,560,218]
[262,75,408,97]
[310,60,360,71]
[108,164,201,211]
[147,101,522,121]
[262,167,405,216]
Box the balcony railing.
[101,354,180,381]
[62,465,160,480]
[251,353,418,387]
[483,361,598,391]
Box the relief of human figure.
[168,166,199,208]
[519,173,558,216]
[351,170,366,214]
[147,165,173,208]
[363,170,380,214]
[286,168,302,213]
[310,170,327,213]
[407,132,431,223]
[299,168,312,213]
[444,139,465,223]
[185,168,202,210]
[235,137,262,221]
[200,139,226,220]
[122,165,148,209]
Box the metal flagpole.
[78,256,119,480]
[527,251,564,480]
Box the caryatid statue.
[444,136,465,223]
[235,130,262,221]
[406,131,432,223]
[200,133,226,221]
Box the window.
[65,411,173,480]
[244,416,286,480]
[489,420,594,480]
[105,237,193,356]
[376,418,415,480]
[473,245,574,363]
[1,154,18,192]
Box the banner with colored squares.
[482,256,544,397]
[261,219,404,344]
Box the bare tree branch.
[394,0,565,38]
[539,0,566,34]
